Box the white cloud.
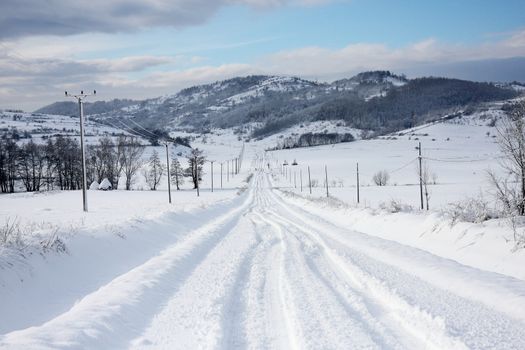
[0,0,333,39]
[1,28,525,111]
[260,30,525,79]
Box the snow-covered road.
[2,171,525,349]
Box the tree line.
[0,134,206,193]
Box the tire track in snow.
[127,172,267,349]
[252,184,382,349]
[267,174,525,349]
[0,184,256,350]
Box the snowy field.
[2,110,525,349]
[270,112,504,210]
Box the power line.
[127,118,160,139]
[423,155,504,163]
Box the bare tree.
[492,101,525,215]
[0,139,18,193]
[143,150,164,190]
[186,148,206,189]
[119,136,144,190]
[170,157,184,190]
[372,170,390,186]
[17,140,46,192]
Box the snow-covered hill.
[34,71,518,139]
[0,109,129,144]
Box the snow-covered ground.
[2,106,525,349]
[269,111,503,210]
[0,110,127,144]
[1,171,524,349]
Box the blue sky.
[80,0,525,64]
[1,0,524,109]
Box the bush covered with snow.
[378,199,413,213]
[444,196,497,225]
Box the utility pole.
[166,143,171,204]
[308,166,312,194]
[300,169,303,192]
[356,162,360,204]
[195,156,200,197]
[211,161,214,193]
[418,142,424,210]
[65,90,96,212]
[325,165,329,198]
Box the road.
[2,171,525,349]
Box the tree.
[46,136,82,190]
[17,140,46,192]
[490,100,525,215]
[0,139,19,193]
[170,157,184,190]
[186,148,206,189]
[119,136,144,190]
[372,170,390,186]
[143,150,164,190]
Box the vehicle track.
[4,170,525,349]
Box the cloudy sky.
[1,0,524,111]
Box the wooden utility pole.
[418,142,424,210]
[325,165,329,198]
[300,169,303,192]
[166,143,171,204]
[65,90,96,212]
[195,157,200,197]
[356,162,360,204]
[308,166,312,194]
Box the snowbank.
[276,189,525,280]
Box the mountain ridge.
[35,71,520,138]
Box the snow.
[1,172,524,349]
[269,111,504,210]
[98,178,112,190]
[0,110,127,144]
[2,104,525,349]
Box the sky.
[1,0,524,111]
